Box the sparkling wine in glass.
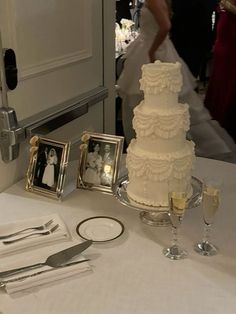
[163,191,188,260]
[194,180,220,256]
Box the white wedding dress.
[42,155,57,188]
[117,6,234,156]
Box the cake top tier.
[140,61,183,94]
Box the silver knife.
[0,259,90,288]
[0,240,93,278]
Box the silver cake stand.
[113,176,203,227]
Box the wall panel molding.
[20,49,92,80]
[2,0,93,80]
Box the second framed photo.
[78,132,124,193]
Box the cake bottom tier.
[126,176,193,207]
[126,140,195,207]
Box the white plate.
[76,216,124,242]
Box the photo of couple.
[82,141,115,187]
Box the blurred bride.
[117,0,233,156]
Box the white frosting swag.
[133,102,190,139]
[139,61,183,94]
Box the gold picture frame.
[26,136,70,199]
[78,132,124,193]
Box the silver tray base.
[113,176,202,227]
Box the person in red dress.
[205,0,236,141]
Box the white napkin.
[0,214,70,256]
[0,240,92,294]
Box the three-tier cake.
[126,61,195,207]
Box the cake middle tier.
[133,101,190,153]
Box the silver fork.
[2,224,59,245]
[0,219,54,240]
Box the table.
[0,157,236,314]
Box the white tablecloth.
[0,157,236,314]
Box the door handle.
[3,48,18,90]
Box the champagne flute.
[163,191,188,260]
[194,179,221,256]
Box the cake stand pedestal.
[139,211,170,227]
[113,175,202,227]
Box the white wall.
[0,141,29,192]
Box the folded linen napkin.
[0,240,92,294]
[0,214,70,256]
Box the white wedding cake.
[126,61,195,207]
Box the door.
[0,0,115,191]
[0,0,104,119]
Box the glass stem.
[171,226,179,247]
[203,223,212,243]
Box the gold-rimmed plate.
[76,216,124,243]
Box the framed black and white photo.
[26,136,70,199]
[78,132,124,193]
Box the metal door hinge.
[0,107,24,163]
